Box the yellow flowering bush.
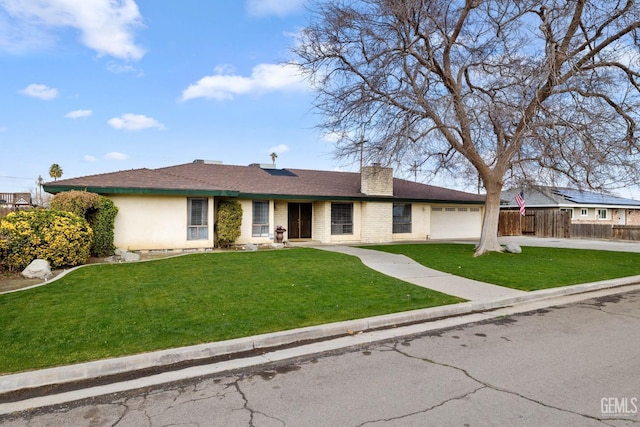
[0,209,93,271]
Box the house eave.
[43,185,240,197]
[43,185,485,205]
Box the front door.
[288,203,312,239]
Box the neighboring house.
[501,186,640,226]
[0,193,31,209]
[43,161,486,251]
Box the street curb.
[2,275,639,396]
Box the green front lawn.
[365,243,640,291]
[0,248,462,374]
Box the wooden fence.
[500,210,640,241]
[498,210,570,238]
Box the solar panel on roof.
[263,168,298,177]
[553,189,640,206]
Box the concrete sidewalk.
[2,238,640,415]
[316,245,526,300]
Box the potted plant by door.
[274,225,286,243]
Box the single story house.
[501,186,640,226]
[43,161,486,251]
[0,193,31,210]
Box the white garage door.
[430,206,482,239]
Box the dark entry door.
[288,203,312,239]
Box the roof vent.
[249,163,278,169]
[193,159,222,164]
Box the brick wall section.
[361,202,392,243]
[360,164,393,196]
[627,209,640,225]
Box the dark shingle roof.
[44,162,485,203]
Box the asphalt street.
[2,289,639,426]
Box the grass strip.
[365,243,640,291]
[0,248,462,374]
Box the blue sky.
[0,0,346,193]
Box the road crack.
[356,386,487,426]
[231,378,286,427]
[388,343,635,425]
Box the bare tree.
[293,0,640,255]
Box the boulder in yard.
[22,259,52,280]
[504,243,522,254]
[121,251,141,262]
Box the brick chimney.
[360,163,393,196]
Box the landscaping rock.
[504,243,522,254]
[22,259,52,280]
[121,251,141,262]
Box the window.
[331,203,353,235]
[187,198,208,240]
[393,203,412,233]
[597,209,608,220]
[581,208,588,217]
[560,208,574,219]
[252,201,269,236]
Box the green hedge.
[216,200,242,246]
[50,190,118,257]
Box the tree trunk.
[474,182,504,256]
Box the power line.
[0,175,35,180]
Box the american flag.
[515,191,526,216]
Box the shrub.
[50,191,118,257]
[0,209,93,271]
[216,200,242,246]
[87,198,118,257]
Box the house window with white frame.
[597,209,608,220]
[252,200,269,237]
[393,203,412,233]
[331,203,353,235]
[187,198,208,240]
[581,208,588,217]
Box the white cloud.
[107,62,143,76]
[181,63,307,101]
[107,113,166,131]
[246,0,304,17]
[0,0,145,60]
[65,109,93,119]
[83,154,96,162]
[268,144,290,154]
[19,83,58,100]
[104,152,128,160]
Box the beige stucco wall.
[236,199,276,245]
[110,195,214,251]
[391,202,431,241]
[569,207,625,225]
[307,201,364,244]
[109,195,484,250]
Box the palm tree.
[49,163,63,181]
[270,152,278,165]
